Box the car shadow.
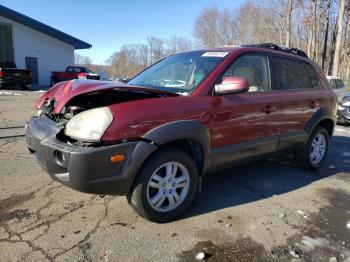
[180,134,350,220]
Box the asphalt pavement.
[0,90,349,262]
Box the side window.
[302,62,320,88]
[272,57,310,90]
[73,67,82,73]
[223,55,270,92]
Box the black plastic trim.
[305,107,335,139]
[277,131,307,152]
[143,120,211,174]
[210,135,279,171]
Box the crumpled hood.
[36,79,178,114]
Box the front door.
[25,57,38,84]
[210,54,280,167]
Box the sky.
[0,0,243,64]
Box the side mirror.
[215,76,249,95]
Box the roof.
[0,4,91,49]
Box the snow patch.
[297,209,311,219]
[0,91,21,96]
[297,236,328,252]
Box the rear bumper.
[25,116,157,195]
[0,78,32,86]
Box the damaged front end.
[35,80,175,147]
[25,80,171,194]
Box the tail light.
[78,73,87,79]
[0,70,4,78]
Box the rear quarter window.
[302,62,320,88]
[272,56,315,90]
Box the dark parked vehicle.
[0,61,32,90]
[26,44,337,222]
[337,93,350,125]
[326,76,350,125]
[51,66,100,86]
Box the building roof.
[0,5,91,49]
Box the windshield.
[128,51,228,93]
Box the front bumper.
[337,107,350,123]
[25,116,157,195]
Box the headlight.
[64,107,113,142]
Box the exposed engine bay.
[39,89,170,147]
[42,89,168,123]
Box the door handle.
[308,100,319,108]
[263,105,277,114]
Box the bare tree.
[107,36,192,78]
[285,0,293,47]
[332,0,346,76]
[74,53,92,65]
[193,4,219,47]
[322,0,332,69]
[147,36,165,64]
[166,36,192,55]
[217,8,239,45]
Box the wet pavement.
[0,90,349,262]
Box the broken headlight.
[64,107,113,142]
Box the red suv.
[26,44,337,222]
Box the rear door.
[210,53,281,167]
[270,56,321,152]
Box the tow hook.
[99,194,105,198]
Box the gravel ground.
[0,90,349,262]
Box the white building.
[0,5,91,85]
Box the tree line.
[105,36,192,78]
[193,0,350,79]
[85,0,350,79]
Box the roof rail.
[242,43,309,58]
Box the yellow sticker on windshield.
[202,52,229,57]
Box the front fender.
[142,120,212,174]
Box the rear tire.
[294,126,329,170]
[127,147,198,223]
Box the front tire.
[127,147,198,223]
[294,126,329,170]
